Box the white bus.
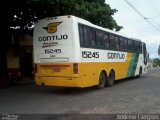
[33,15,148,88]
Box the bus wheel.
[106,70,115,87]
[97,71,106,89]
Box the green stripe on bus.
[127,53,139,77]
[131,53,139,76]
[127,53,135,77]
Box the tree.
[8,0,123,31]
[158,45,160,57]
[153,58,160,67]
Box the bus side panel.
[34,52,141,88]
[134,54,143,76]
[80,48,134,81]
[126,53,146,77]
[78,61,131,86]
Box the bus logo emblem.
[43,22,62,33]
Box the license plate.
[53,68,61,72]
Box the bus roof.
[36,15,142,42]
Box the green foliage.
[8,0,123,31]
[158,45,160,57]
[153,58,160,66]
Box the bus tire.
[106,70,115,87]
[97,71,107,89]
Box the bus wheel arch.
[97,70,107,89]
[138,66,142,77]
[106,69,115,87]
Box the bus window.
[109,35,119,50]
[119,37,124,50]
[103,33,109,49]
[127,39,133,51]
[109,34,115,49]
[115,36,119,50]
[88,28,96,47]
[134,41,140,52]
[79,25,84,46]
[96,30,104,48]
[83,27,89,46]
[123,39,127,50]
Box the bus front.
[33,16,81,87]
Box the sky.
[106,0,160,59]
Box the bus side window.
[123,39,127,50]
[103,33,109,49]
[115,36,119,50]
[119,37,124,50]
[127,39,133,52]
[83,27,89,46]
[96,30,104,48]
[134,41,140,52]
[109,35,119,50]
[88,28,96,47]
[109,34,115,49]
[79,25,84,46]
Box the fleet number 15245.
[82,51,99,58]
